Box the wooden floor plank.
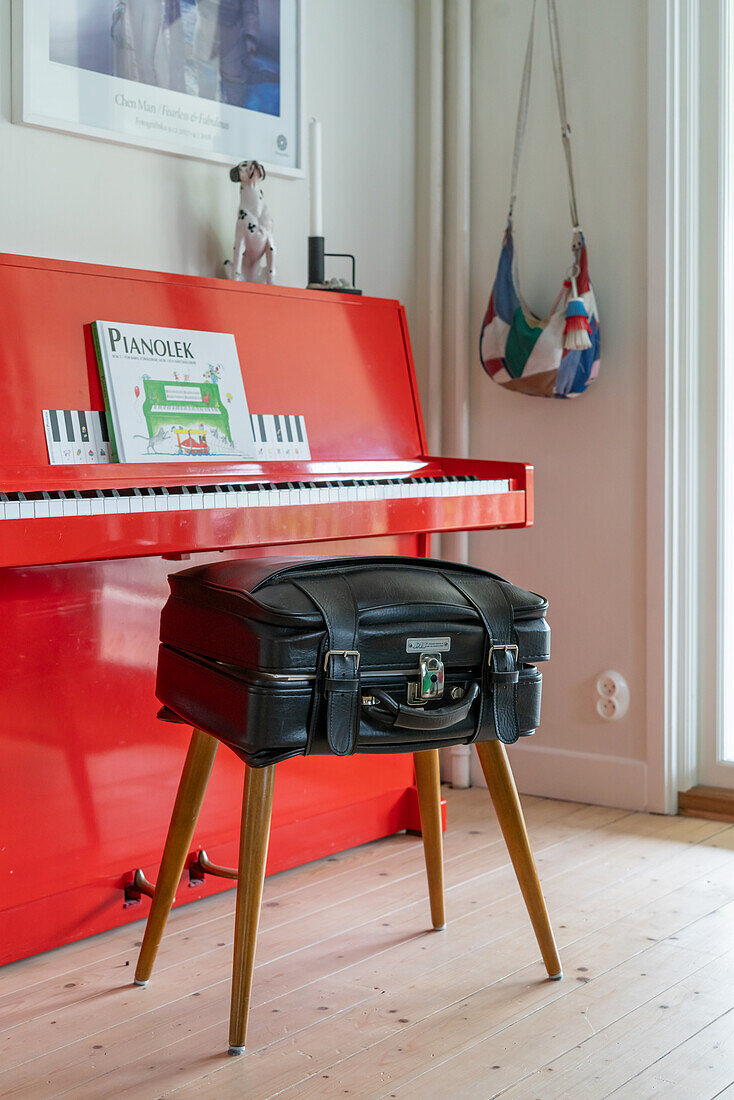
[608,1005,734,1100]
[0,790,732,1100]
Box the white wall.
[0,0,416,312]
[468,0,649,808]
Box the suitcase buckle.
[323,649,361,671]
[487,644,518,665]
[407,652,445,704]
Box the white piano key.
[74,491,92,517]
[90,492,106,516]
[129,489,144,513]
[115,491,131,514]
[47,493,64,518]
[32,494,50,519]
[141,490,157,513]
[60,494,77,518]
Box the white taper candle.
[309,117,323,237]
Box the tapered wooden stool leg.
[475,740,563,980]
[135,728,218,985]
[228,763,276,1055]
[413,750,446,930]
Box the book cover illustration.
[92,321,256,462]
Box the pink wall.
[467,0,649,808]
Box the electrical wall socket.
[595,669,629,720]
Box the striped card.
[43,410,113,465]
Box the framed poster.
[12,0,302,176]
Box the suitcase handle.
[366,682,480,730]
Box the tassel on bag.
[563,277,592,351]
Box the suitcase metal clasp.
[407,651,445,705]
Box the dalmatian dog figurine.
[224,160,276,284]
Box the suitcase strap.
[443,573,521,745]
[293,575,361,756]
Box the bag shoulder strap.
[443,573,522,745]
[509,0,580,234]
[292,574,361,757]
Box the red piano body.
[0,253,533,965]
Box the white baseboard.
[469,742,649,812]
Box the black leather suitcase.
[156,556,550,767]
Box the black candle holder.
[307,236,362,295]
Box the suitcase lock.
[407,652,445,705]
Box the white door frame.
[646,0,702,812]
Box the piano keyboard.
[0,475,510,520]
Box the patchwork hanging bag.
[480,0,600,398]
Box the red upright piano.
[0,253,533,964]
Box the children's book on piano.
[91,321,256,462]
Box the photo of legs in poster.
[49,0,281,115]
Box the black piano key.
[284,417,294,443]
[49,410,61,442]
